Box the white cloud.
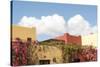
[18,14,66,36]
[67,14,97,36]
[18,14,97,37]
[18,16,40,27]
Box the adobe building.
[12,25,36,41]
[28,45,63,65]
[55,33,82,45]
[11,25,63,65]
[39,39,65,45]
[11,25,36,66]
[82,33,97,47]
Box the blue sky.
[12,1,97,41]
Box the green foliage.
[27,44,38,65]
[62,44,81,63]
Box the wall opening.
[39,60,50,64]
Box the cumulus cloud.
[18,14,66,36]
[67,14,97,35]
[18,14,97,37]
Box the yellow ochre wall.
[12,25,36,41]
[28,45,63,64]
[37,46,63,64]
[82,33,97,47]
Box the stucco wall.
[12,25,36,41]
[29,45,63,64]
[55,33,81,45]
[82,33,97,47]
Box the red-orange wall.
[55,33,81,45]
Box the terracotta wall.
[55,33,81,45]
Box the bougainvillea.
[11,39,28,66]
[11,38,97,66]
